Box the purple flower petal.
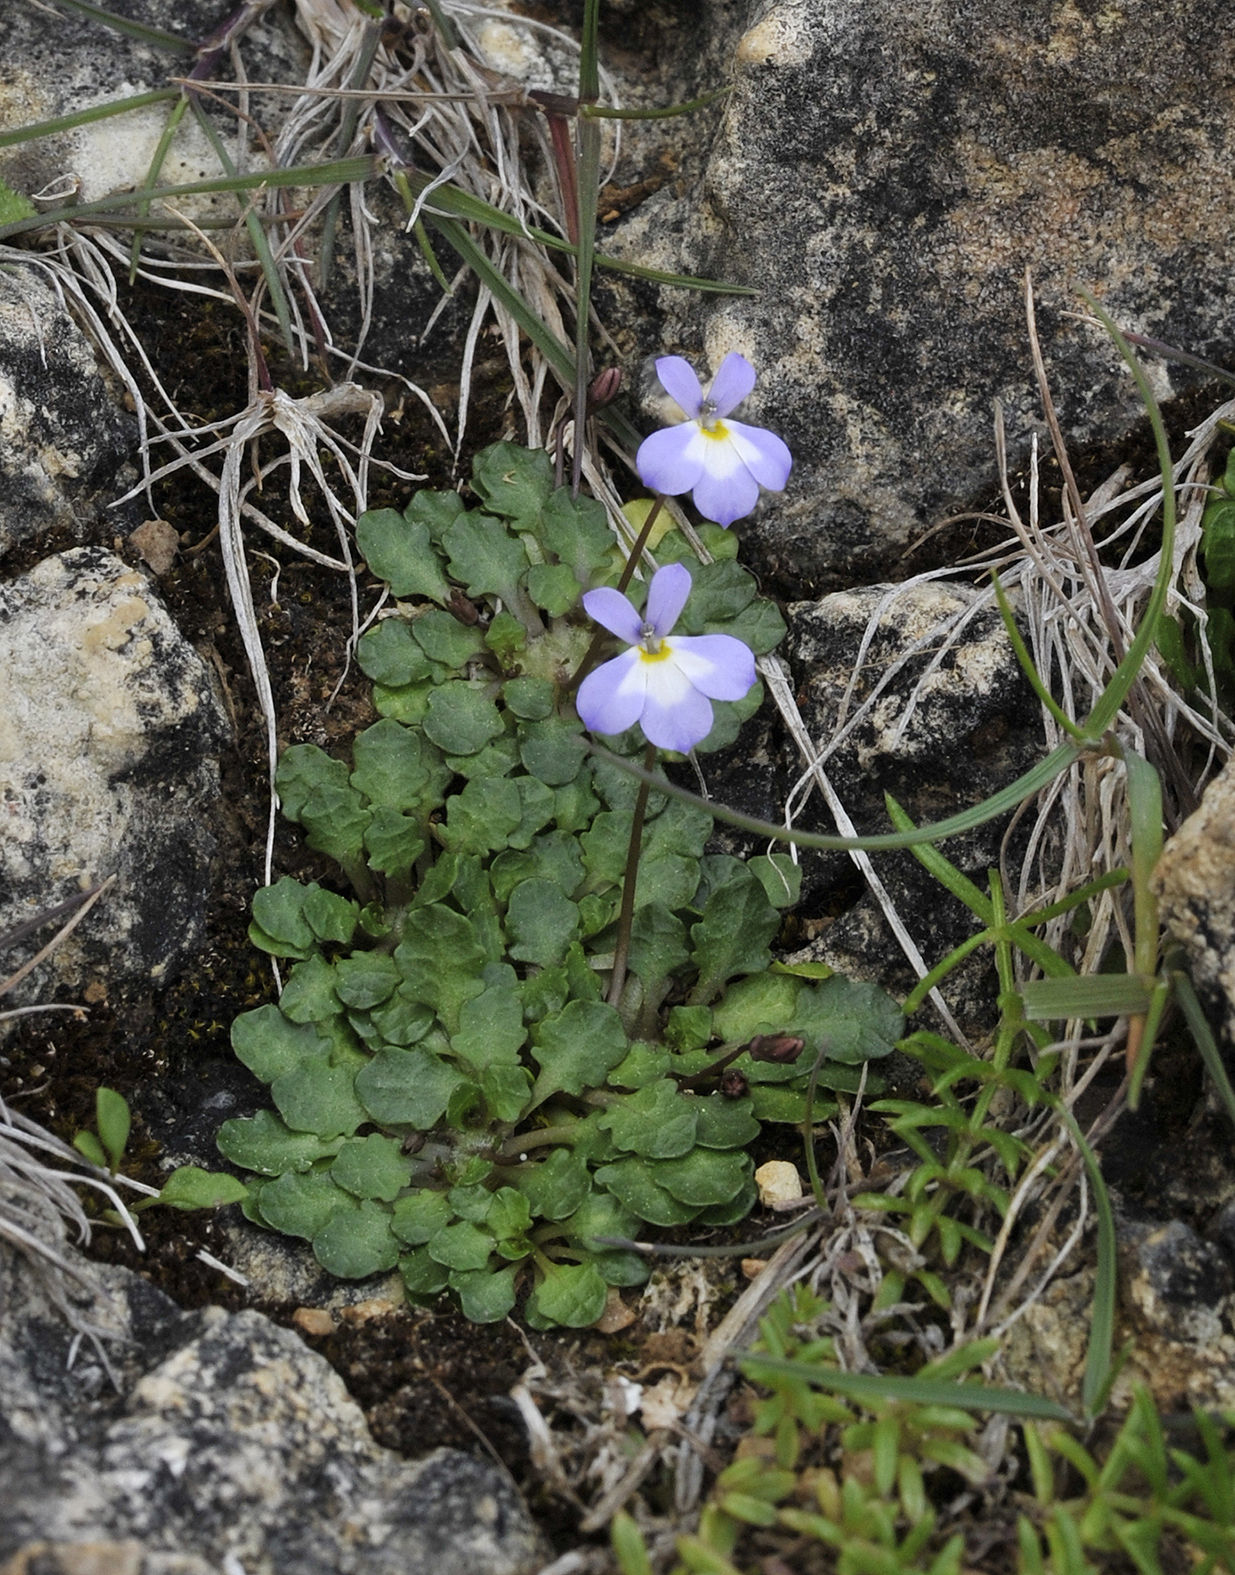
[645,562,691,638]
[582,586,643,644]
[669,634,757,700]
[576,648,647,736]
[690,443,761,526]
[636,423,706,496]
[639,658,715,751]
[725,421,793,490]
[706,353,756,417]
[655,356,703,418]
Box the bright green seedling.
[73,1086,247,1213]
[218,442,904,1327]
[614,1289,1235,1575]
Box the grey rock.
[1155,753,1235,1058]
[0,1238,543,1575]
[607,0,1235,592]
[1116,1207,1235,1346]
[0,266,133,546]
[0,547,230,997]
[772,583,1042,1024]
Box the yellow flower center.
[699,418,730,440]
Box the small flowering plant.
[636,352,793,526]
[577,563,757,752]
[218,441,903,1332]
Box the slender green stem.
[802,1045,831,1215]
[588,738,1079,854]
[572,0,602,493]
[566,495,666,695]
[607,742,657,1008]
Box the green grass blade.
[901,930,994,1016]
[992,571,1088,743]
[0,89,181,149]
[1080,293,1178,737]
[38,0,192,50]
[393,165,754,292]
[1124,749,1163,980]
[1020,870,1129,926]
[1173,965,1235,1136]
[885,793,994,921]
[0,155,380,240]
[186,96,295,355]
[1021,976,1152,1019]
[129,92,190,280]
[1055,1103,1116,1419]
[423,210,576,385]
[739,1356,1074,1421]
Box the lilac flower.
[576,562,756,753]
[636,353,792,526]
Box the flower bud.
[586,366,622,414]
[748,1033,805,1065]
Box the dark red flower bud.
[586,367,622,414]
[748,1034,805,1065]
[720,1068,748,1098]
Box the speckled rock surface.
[0,265,133,547]
[0,1238,544,1575]
[0,547,230,997]
[771,583,1042,1024]
[1154,752,1235,1053]
[607,0,1235,594]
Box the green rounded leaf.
[598,1079,699,1159]
[334,952,401,1010]
[356,619,434,686]
[595,1157,702,1226]
[331,1134,414,1202]
[530,1000,629,1104]
[650,1148,752,1207]
[355,1047,468,1128]
[356,507,452,602]
[411,607,486,669]
[470,441,553,521]
[450,1266,518,1323]
[428,1220,494,1272]
[423,683,505,755]
[153,1166,248,1210]
[513,1147,591,1222]
[400,1248,450,1296]
[229,1008,330,1083]
[391,1188,454,1245]
[216,1110,343,1176]
[527,1261,608,1329]
[272,1061,367,1139]
[313,1199,400,1278]
[506,879,581,968]
[258,1169,355,1237]
[352,718,452,815]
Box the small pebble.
[292,1307,335,1337]
[754,1159,803,1208]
